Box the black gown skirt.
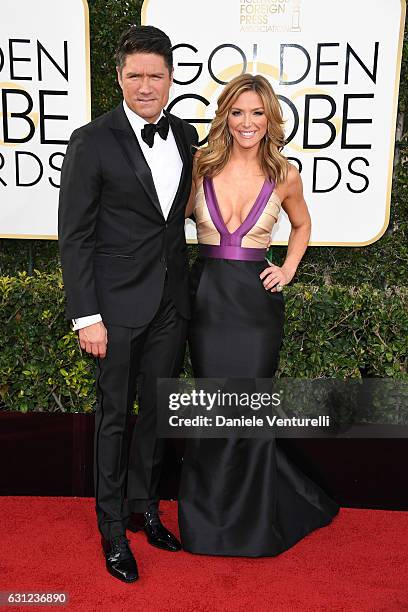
[178,256,339,557]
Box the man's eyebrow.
[125,70,166,77]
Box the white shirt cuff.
[72,314,102,331]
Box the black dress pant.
[94,278,188,540]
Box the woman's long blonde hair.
[195,74,289,184]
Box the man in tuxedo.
[58,25,198,583]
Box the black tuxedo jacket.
[58,103,198,328]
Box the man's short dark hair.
[115,25,173,74]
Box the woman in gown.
[179,74,339,557]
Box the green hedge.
[0,272,406,412]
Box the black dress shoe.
[128,509,182,552]
[102,535,139,583]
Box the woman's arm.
[260,165,311,291]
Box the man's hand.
[78,321,108,358]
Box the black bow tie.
[141,116,170,148]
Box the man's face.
[117,52,173,123]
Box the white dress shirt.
[72,101,183,331]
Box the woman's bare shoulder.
[279,163,302,199]
[286,162,301,186]
[274,162,298,200]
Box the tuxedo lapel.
[109,105,163,217]
[165,111,189,219]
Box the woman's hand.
[259,263,294,292]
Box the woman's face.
[227,90,268,150]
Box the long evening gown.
[178,175,339,557]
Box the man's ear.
[170,67,174,86]
[117,67,123,90]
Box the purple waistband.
[199,244,266,261]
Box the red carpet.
[1,498,407,612]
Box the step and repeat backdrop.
[0,0,90,238]
[0,0,405,244]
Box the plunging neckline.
[209,176,269,236]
